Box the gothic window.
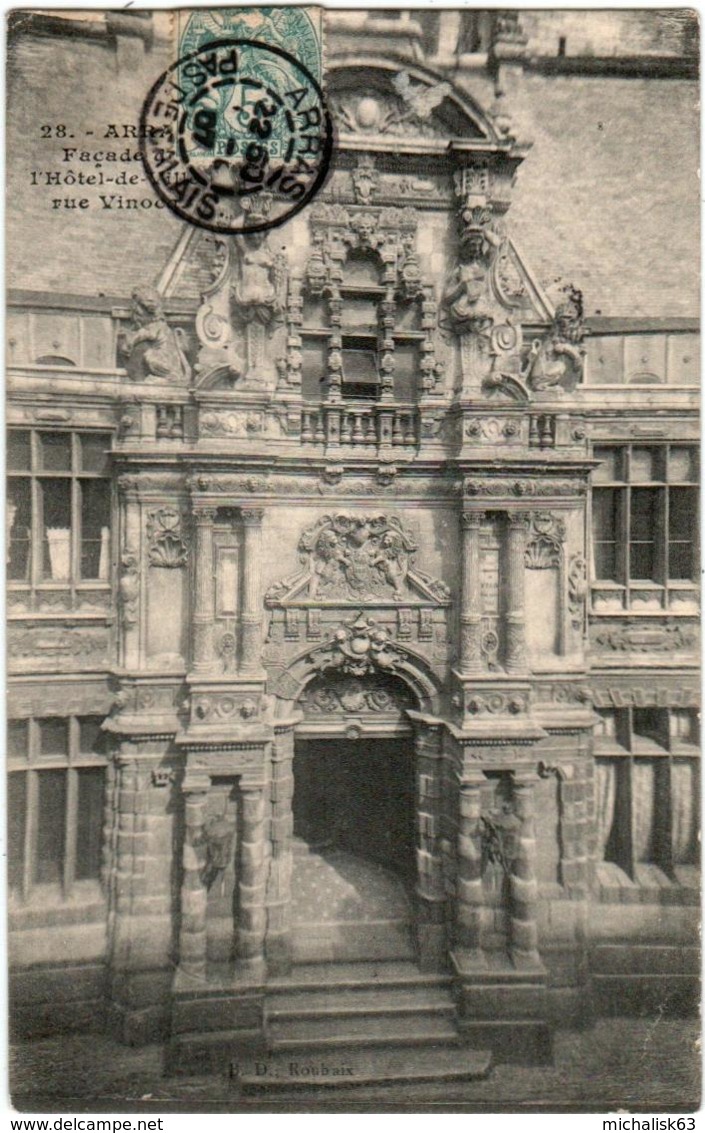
[590,445,698,609]
[594,706,699,886]
[7,430,112,589]
[8,714,108,902]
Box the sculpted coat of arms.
[265,513,450,605]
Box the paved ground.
[9,1017,701,1113]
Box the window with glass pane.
[669,487,696,580]
[8,773,27,894]
[629,488,659,581]
[592,489,618,580]
[591,445,699,607]
[7,479,31,580]
[6,429,112,592]
[8,714,108,903]
[596,707,699,883]
[35,770,66,885]
[80,479,110,579]
[76,768,105,881]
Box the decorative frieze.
[591,620,698,654]
[464,477,585,498]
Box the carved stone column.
[192,508,216,673]
[240,508,265,676]
[237,779,268,975]
[266,726,295,973]
[178,772,210,981]
[510,769,542,969]
[454,771,486,968]
[414,725,446,969]
[505,511,528,674]
[459,510,485,676]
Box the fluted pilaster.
[240,508,265,676]
[192,508,216,673]
[459,510,485,676]
[505,511,528,674]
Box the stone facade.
[7,9,699,1065]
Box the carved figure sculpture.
[118,552,139,628]
[525,286,585,393]
[442,230,496,336]
[370,530,410,599]
[201,815,235,892]
[122,287,191,384]
[231,232,286,327]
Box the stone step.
[267,985,454,1016]
[267,960,452,992]
[292,919,414,964]
[269,1011,459,1047]
[238,1045,492,1093]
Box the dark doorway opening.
[293,736,415,884]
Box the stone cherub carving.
[122,287,191,385]
[525,286,585,393]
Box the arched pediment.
[327,57,499,146]
[270,614,442,714]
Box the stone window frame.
[590,442,699,611]
[8,713,108,905]
[593,705,699,889]
[6,428,113,601]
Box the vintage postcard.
[6,6,700,1114]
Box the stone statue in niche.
[525,286,585,394]
[201,814,235,892]
[121,287,191,385]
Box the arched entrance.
[291,671,418,963]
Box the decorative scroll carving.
[313,613,403,677]
[195,203,288,388]
[592,620,697,654]
[465,691,528,716]
[525,285,585,394]
[265,513,450,605]
[524,511,566,570]
[330,72,451,139]
[121,288,191,385]
[301,673,414,717]
[147,507,188,568]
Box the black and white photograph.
[5,5,700,1114]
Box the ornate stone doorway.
[291,735,416,964]
[288,669,420,963]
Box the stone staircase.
[237,960,492,1094]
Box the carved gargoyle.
[525,286,585,394]
[121,287,191,385]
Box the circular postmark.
[139,38,333,234]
